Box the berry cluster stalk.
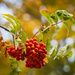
[32,20,63,38]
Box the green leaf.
[54,44,68,60]
[8,25,14,30]
[64,44,73,57]
[10,30,15,34]
[2,14,22,34]
[69,18,75,25]
[10,61,17,66]
[67,51,73,57]
[3,16,16,28]
[39,32,43,41]
[46,38,51,53]
[50,13,58,23]
[52,25,60,38]
[49,44,57,57]
[42,26,50,34]
[20,29,26,44]
[13,67,21,73]
[9,56,15,61]
[40,10,53,24]
[63,21,69,36]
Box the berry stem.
[12,35,15,47]
[31,20,63,38]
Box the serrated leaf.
[13,67,21,73]
[67,51,73,57]
[64,44,73,57]
[50,13,58,23]
[54,44,68,60]
[10,30,15,34]
[46,38,50,53]
[52,25,60,38]
[20,30,26,44]
[8,25,14,30]
[39,32,43,41]
[2,14,22,34]
[40,10,53,24]
[51,50,56,56]
[69,18,75,25]
[63,21,69,36]
[49,44,57,57]
[3,16,16,28]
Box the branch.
[0,25,9,32]
[0,25,15,47]
[32,20,63,38]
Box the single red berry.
[43,44,46,48]
[21,57,25,61]
[30,39,33,42]
[16,56,20,61]
[44,50,47,54]
[26,39,30,43]
[29,42,32,46]
[35,48,38,52]
[8,49,11,53]
[11,50,16,54]
[26,43,29,46]
[33,38,37,41]
[31,45,34,49]
[27,46,31,50]
[42,63,45,66]
[39,42,43,46]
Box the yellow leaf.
[44,57,48,63]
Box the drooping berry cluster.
[25,38,47,68]
[8,46,25,61]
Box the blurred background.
[0,0,75,75]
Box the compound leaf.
[46,38,51,53]
[52,25,60,38]
[63,21,69,36]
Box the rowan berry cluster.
[25,38,47,68]
[8,38,47,68]
[8,46,25,61]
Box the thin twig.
[12,35,15,47]
[0,25,9,32]
[32,30,39,39]
[0,25,15,47]
[32,20,63,38]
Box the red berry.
[33,38,37,41]
[39,42,43,46]
[27,46,31,50]
[31,45,34,49]
[11,50,16,54]
[30,39,33,42]
[29,42,32,46]
[26,39,30,43]
[16,56,20,61]
[43,44,46,48]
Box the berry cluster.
[8,46,25,61]
[25,38,47,68]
